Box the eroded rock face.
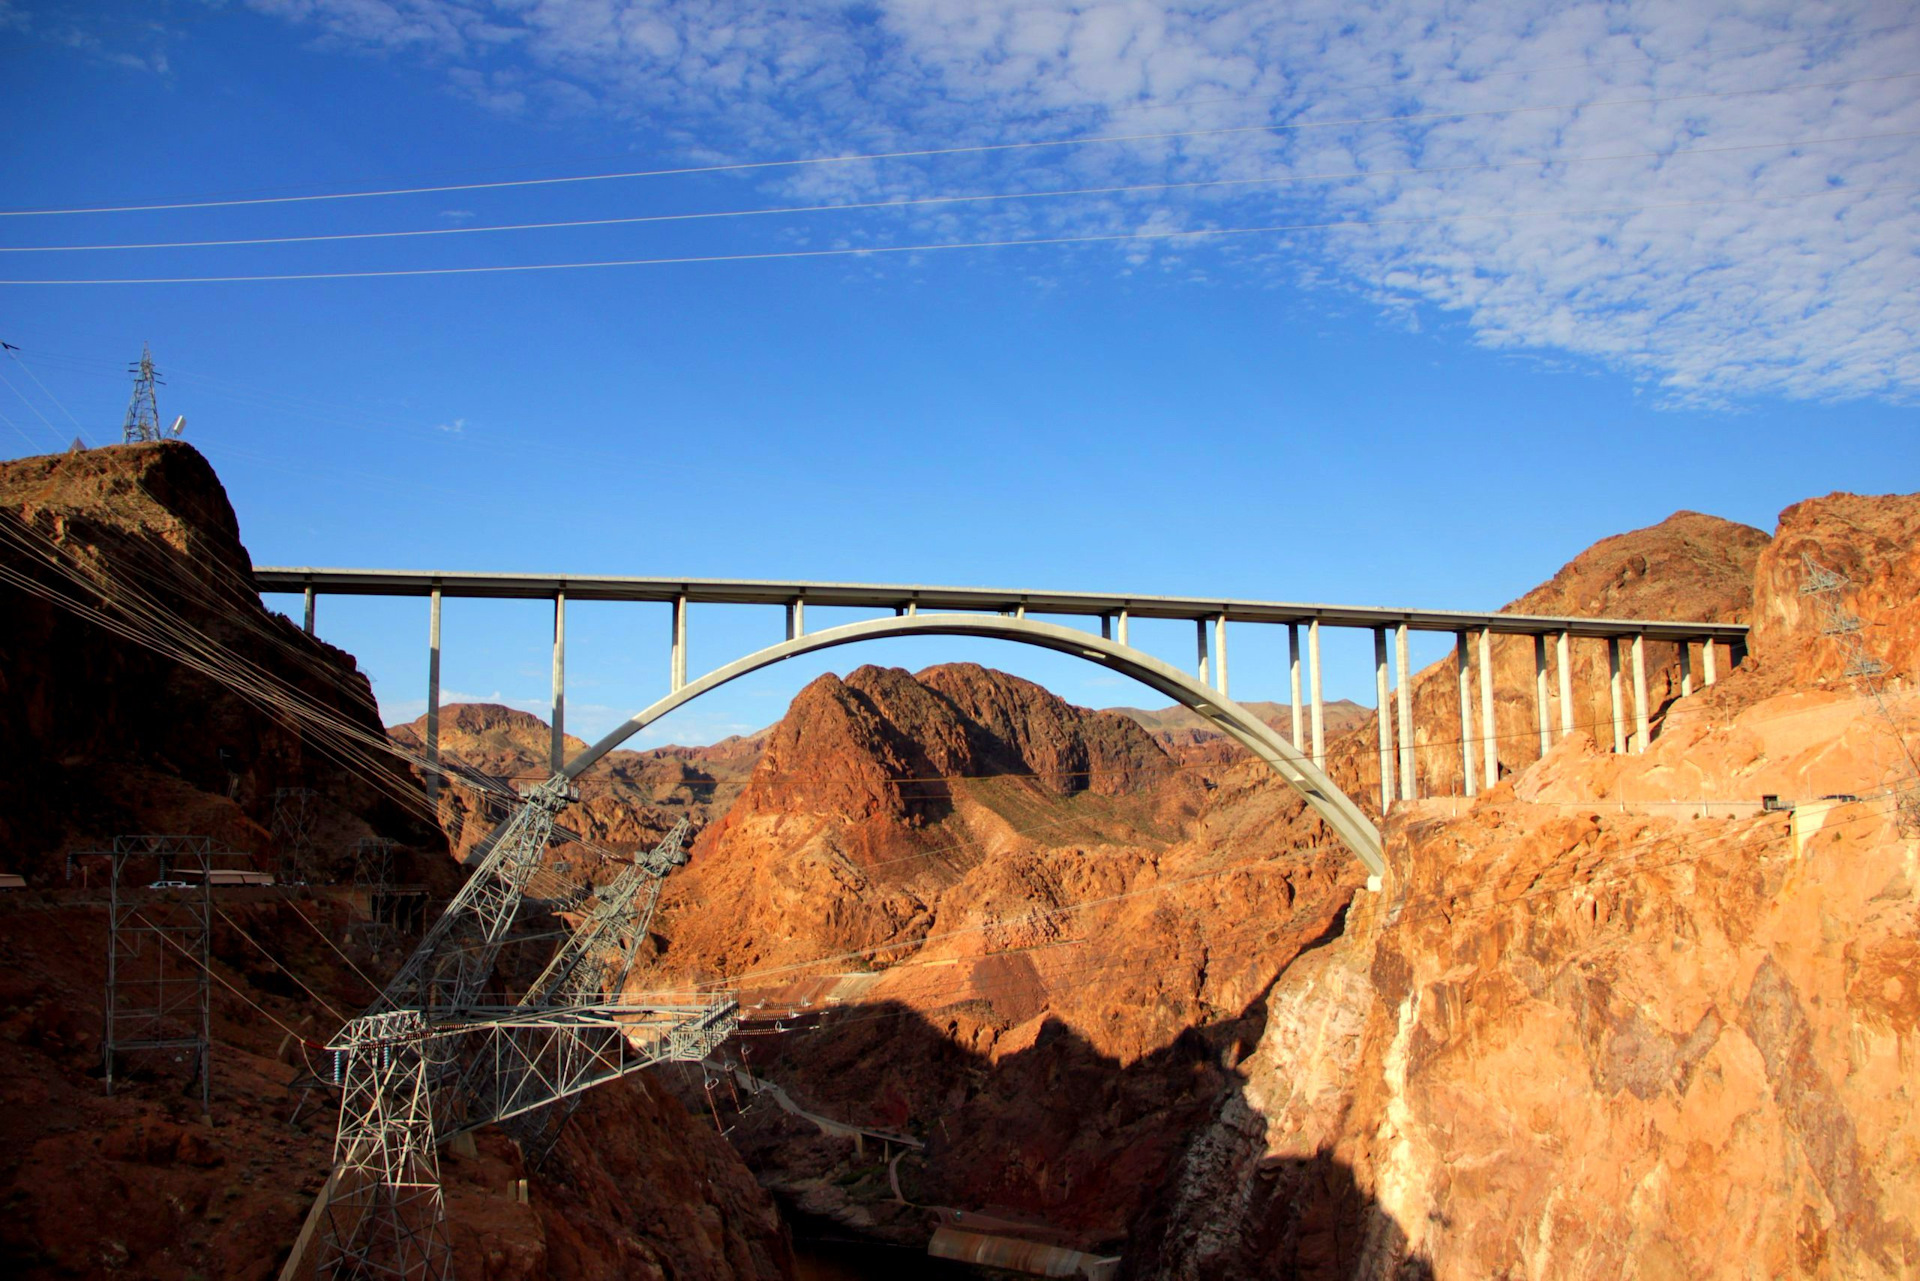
[1132,494,1918,1280]
[388,702,764,861]
[0,441,440,883]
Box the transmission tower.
[272,787,323,885]
[350,837,399,957]
[99,835,214,1113]
[121,344,181,444]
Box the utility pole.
[122,345,184,443]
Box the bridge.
[258,566,1751,876]
[252,566,1746,1278]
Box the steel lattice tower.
[121,344,176,444]
[273,787,324,885]
[100,835,214,1113]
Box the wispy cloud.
[219,2,1920,403]
[436,415,466,433]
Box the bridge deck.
[254,566,1748,641]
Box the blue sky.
[2,0,1916,747]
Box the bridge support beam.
[1632,633,1650,754]
[1288,624,1304,752]
[1099,615,1111,641]
[1395,623,1415,802]
[1479,628,1497,787]
[1373,628,1394,810]
[550,592,567,774]
[1195,619,1210,689]
[1534,633,1551,757]
[303,587,315,635]
[1557,630,1574,740]
[426,588,442,803]
[1214,614,1229,696]
[1456,631,1475,796]
[786,599,804,641]
[1308,619,1325,769]
[1607,637,1627,754]
[671,595,688,692]
[1679,642,1693,697]
[1703,638,1718,686]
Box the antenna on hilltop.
[122,344,182,443]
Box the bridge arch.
[561,613,1385,877]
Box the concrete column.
[1632,632,1650,754]
[550,591,567,774]
[906,600,918,617]
[1116,609,1129,647]
[671,594,688,692]
[1731,637,1748,669]
[1557,631,1574,739]
[786,599,805,641]
[1288,624,1304,751]
[1456,631,1476,796]
[1533,633,1551,757]
[1373,628,1394,810]
[1195,619,1210,689]
[1214,614,1229,697]
[1100,615,1111,641]
[1479,628,1498,786]
[1395,623,1415,801]
[1607,637,1627,754]
[1703,639,1717,686]
[302,587,315,635]
[1309,619,1325,768]
[1679,642,1693,697]
[1015,604,1027,620]
[426,588,441,803]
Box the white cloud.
[436,415,466,433]
[224,1,1920,402]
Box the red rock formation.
[1130,492,1919,1279]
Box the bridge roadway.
[256,566,1750,872]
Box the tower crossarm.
[522,818,692,1007]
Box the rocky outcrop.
[0,441,440,883]
[1129,492,1918,1279]
[388,702,764,861]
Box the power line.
[4,70,1913,219]
[11,128,1913,254]
[8,180,1913,286]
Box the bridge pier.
[550,592,567,773]
[1679,641,1693,697]
[1632,633,1650,753]
[1288,624,1304,751]
[1557,630,1574,739]
[1534,634,1551,756]
[1373,628,1393,809]
[302,586,315,635]
[1479,628,1497,786]
[1456,631,1475,796]
[1607,638,1627,753]
[1195,620,1209,689]
[1100,615,1111,641]
[786,599,805,640]
[1703,638,1717,685]
[1395,623,1415,801]
[1214,614,1229,696]
[1308,619,1325,769]
[426,588,441,803]
[671,595,688,692]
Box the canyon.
[1,440,1914,1279]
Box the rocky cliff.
[1131,492,1918,1279]
[0,443,792,1281]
